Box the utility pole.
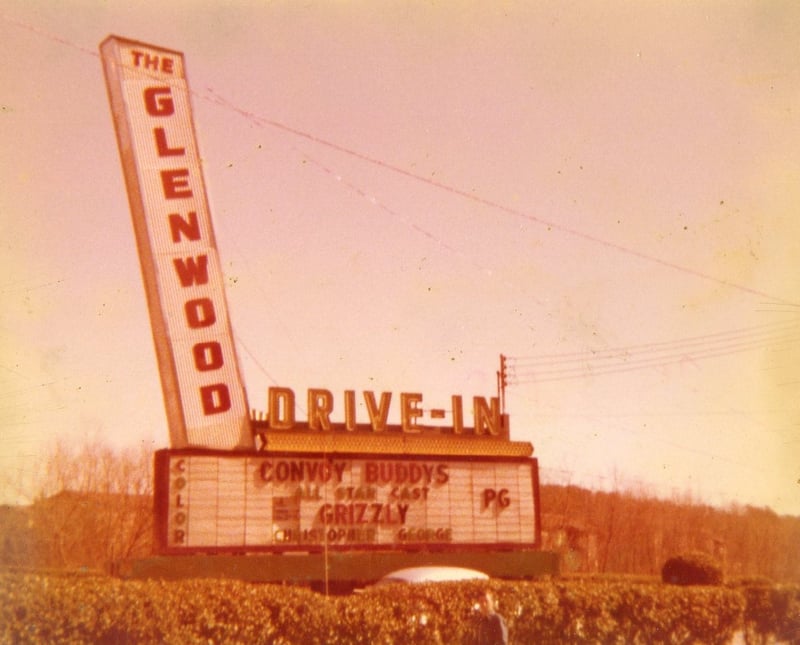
[498,353,508,415]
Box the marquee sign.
[154,450,540,554]
[100,36,252,450]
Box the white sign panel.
[155,451,540,553]
[100,36,251,450]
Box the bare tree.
[27,440,154,570]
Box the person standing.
[474,591,508,645]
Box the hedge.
[735,580,800,644]
[1,572,798,644]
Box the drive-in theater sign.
[101,35,542,559]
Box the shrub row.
[735,580,800,645]
[0,572,798,644]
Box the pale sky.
[2,2,799,515]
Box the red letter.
[173,255,209,287]
[143,54,159,71]
[143,86,174,116]
[154,128,185,156]
[185,298,216,328]
[161,169,192,199]
[193,342,223,371]
[168,211,201,243]
[200,383,231,415]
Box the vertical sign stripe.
[100,36,252,450]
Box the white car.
[374,566,489,586]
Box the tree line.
[540,483,800,582]
[1,442,797,581]
[0,442,153,571]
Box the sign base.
[117,549,559,590]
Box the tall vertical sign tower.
[101,36,553,582]
[100,36,252,451]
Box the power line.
[507,323,799,384]
[197,91,792,306]
[508,323,796,371]
[510,321,795,366]
[510,339,798,384]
